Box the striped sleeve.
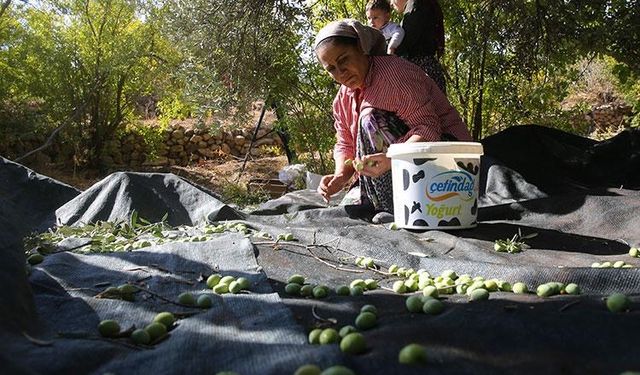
[332,91,355,160]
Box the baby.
[366,0,405,55]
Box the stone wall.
[1,123,283,168]
[587,103,634,131]
[140,124,283,167]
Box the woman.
[314,19,471,213]
[392,0,447,94]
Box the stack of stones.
[147,124,283,167]
[588,103,633,132]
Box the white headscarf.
[314,19,387,56]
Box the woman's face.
[391,0,407,13]
[316,41,370,90]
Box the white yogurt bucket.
[386,142,483,230]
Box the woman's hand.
[317,173,351,203]
[359,153,391,178]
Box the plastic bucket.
[386,142,483,230]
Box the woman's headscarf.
[313,19,387,56]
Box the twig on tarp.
[311,305,337,324]
[22,332,53,346]
[559,300,581,312]
[254,239,364,273]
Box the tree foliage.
[1,0,176,166]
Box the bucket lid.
[386,142,483,158]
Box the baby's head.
[366,0,392,30]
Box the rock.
[170,145,184,153]
[143,156,169,166]
[234,135,246,146]
[172,129,185,139]
[221,143,231,155]
[202,133,211,141]
[190,135,203,144]
[185,128,194,138]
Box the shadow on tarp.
[6,246,336,375]
[270,284,640,375]
[456,222,629,255]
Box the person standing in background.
[392,0,447,95]
[366,0,405,55]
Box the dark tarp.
[1,125,639,375]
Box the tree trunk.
[269,100,296,163]
[472,37,489,140]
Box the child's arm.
[387,23,405,55]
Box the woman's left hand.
[359,153,391,178]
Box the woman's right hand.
[317,173,350,203]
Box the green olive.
[294,364,322,375]
[206,274,222,288]
[98,320,120,338]
[398,343,427,365]
[236,277,251,290]
[441,270,457,280]
[350,286,364,296]
[144,322,167,341]
[536,284,554,297]
[606,293,630,313]
[470,288,490,301]
[455,284,468,294]
[308,328,322,344]
[396,267,406,276]
[344,159,353,166]
[103,286,120,296]
[312,286,328,298]
[285,283,301,295]
[353,161,364,171]
[118,284,137,294]
[360,304,377,315]
[421,285,439,298]
[497,281,512,292]
[153,312,175,328]
[177,292,195,305]
[613,260,626,268]
[364,279,378,290]
[339,332,366,354]
[320,366,356,375]
[388,222,399,230]
[287,274,304,285]
[355,312,377,330]
[512,282,528,294]
[319,328,340,344]
[393,280,407,294]
[363,257,375,268]
[27,253,44,265]
[300,284,315,297]
[350,279,366,289]
[404,279,419,292]
[335,285,350,296]
[197,294,213,308]
[388,264,399,273]
[591,262,601,268]
[483,279,499,292]
[422,299,444,314]
[406,295,424,313]
[339,325,357,338]
[600,261,612,268]
[219,275,235,285]
[131,328,151,345]
[284,233,295,241]
[564,283,580,295]
[629,247,639,257]
[228,280,242,294]
[213,283,229,294]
